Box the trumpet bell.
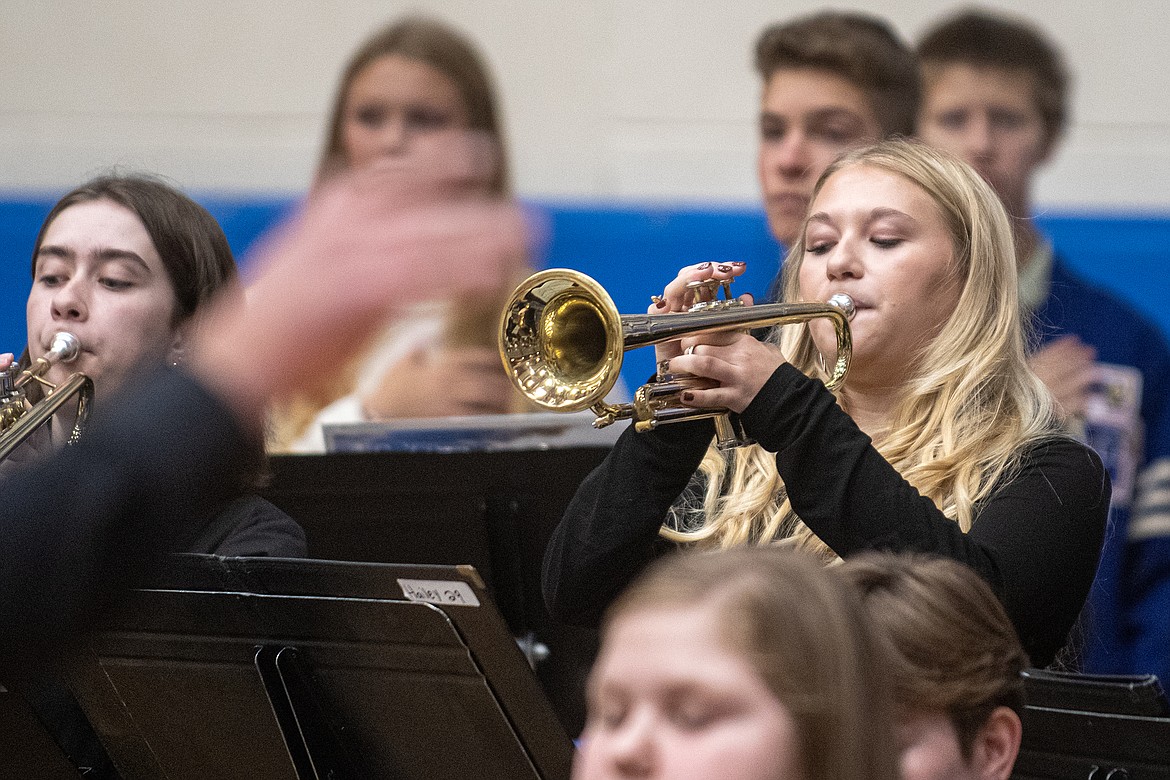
[499,269,625,412]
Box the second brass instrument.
[0,332,93,462]
[499,269,854,449]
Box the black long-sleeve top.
[544,363,1110,666]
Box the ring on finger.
[684,345,697,356]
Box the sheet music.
[323,410,622,453]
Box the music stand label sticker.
[397,579,481,607]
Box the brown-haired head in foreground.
[840,552,1029,758]
[754,11,920,138]
[917,8,1069,148]
[605,547,899,780]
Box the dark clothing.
[0,367,270,650]
[544,362,1111,667]
[188,495,306,558]
[1034,257,1170,679]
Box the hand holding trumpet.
[651,262,789,414]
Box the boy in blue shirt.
[917,9,1170,680]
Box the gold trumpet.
[498,269,854,449]
[0,332,93,461]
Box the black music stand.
[1013,668,1170,779]
[261,448,611,734]
[0,684,83,778]
[66,555,573,780]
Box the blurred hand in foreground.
[192,130,529,424]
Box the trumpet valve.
[635,373,719,420]
[684,276,737,308]
[1,365,27,432]
[1,364,18,395]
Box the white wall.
[1,0,1168,209]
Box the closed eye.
[585,687,630,732]
[590,701,629,731]
[99,277,134,290]
[670,706,716,731]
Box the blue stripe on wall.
[3,195,1168,393]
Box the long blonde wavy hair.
[673,139,1056,556]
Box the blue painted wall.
[2,195,1168,392]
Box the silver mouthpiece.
[46,332,81,364]
[827,293,855,320]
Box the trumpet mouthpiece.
[47,332,81,363]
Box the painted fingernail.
[717,264,732,273]
[682,392,695,402]
[730,261,746,267]
[697,262,711,270]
